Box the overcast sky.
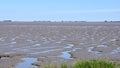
[0,0,120,21]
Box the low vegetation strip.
[43,60,120,68]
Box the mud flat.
[0,21,120,68]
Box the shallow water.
[31,48,62,54]
[16,58,38,68]
[97,45,108,48]
[88,47,102,56]
[60,51,72,59]
[64,44,74,49]
[88,47,94,53]
[0,37,4,41]
[110,47,120,54]
[10,41,16,44]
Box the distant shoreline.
[0,21,120,26]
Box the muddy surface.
[0,22,120,68]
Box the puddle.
[110,47,120,54]
[88,47,94,53]
[22,49,29,52]
[110,39,118,41]
[56,41,61,44]
[88,47,102,56]
[26,39,33,42]
[0,37,4,41]
[16,58,38,68]
[26,39,35,43]
[11,41,16,44]
[72,48,82,51]
[29,46,60,50]
[63,36,67,38]
[11,38,16,41]
[60,51,73,59]
[4,52,15,54]
[30,49,62,54]
[61,38,66,41]
[33,44,41,47]
[40,49,61,53]
[64,44,74,49]
[97,45,108,48]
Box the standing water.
[60,51,73,59]
[16,58,38,68]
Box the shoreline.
[0,21,120,26]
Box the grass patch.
[43,60,120,68]
[73,60,118,68]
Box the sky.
[0,0,120,21]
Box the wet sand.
[0,22,120,68]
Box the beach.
[0,22,120,68]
